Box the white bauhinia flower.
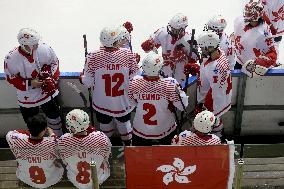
[156,158,197,185]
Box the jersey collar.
[18,47,34,63]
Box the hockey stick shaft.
[83,34,95,127]
[90,161,99,189]
[183,29,195,92]
[67,82,88,108]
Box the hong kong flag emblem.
[125,145,235,189]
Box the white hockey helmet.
[100,26,121,48]
[193,110,216,134]
[17,28,40,53]
[243,0,264,23]
[197,31,220,49]
[142,52,163,77]
[66,109,90,134]
[206,15,227,34]
[119,26,130,42]
[167,13,188,37]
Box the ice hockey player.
[261,0,284,65]
[80,26,139,146]
[193,31,232,138]
[141,13,198,83]
[58,109,111,188]
[6,114,64,188]
[234,0,278,77]
[128,52,188,146]
[172,110,221,145]
[205,15,235,70]
[4,28,63,136]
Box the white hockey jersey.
[234,16,277,66]
[197,49,232,117]
[128,76,188,139]
[172,130,221,145]
[4,44,60,108]
[58,131,111,189]
[262,0,284,37]
[81,47,139,117]
[6,130,63,189]
[220,32,235,70]
[147,27,197,83]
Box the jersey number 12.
[102,73,124,97]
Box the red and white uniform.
[128,76,188,139]
[80,47,139,117]
[234,16,277,67]
[220,32,235,70]
[172,130,221,145]
[58,131,111,189]
[262,0,284,37]
[4,44,60,108]
[143,27,197,83]
[6,130,63,189]
[197,49,232,117]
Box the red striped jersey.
[128,76,188,139]
[4,44,60,108]
[172,130,221,145]
[220,32,235,70]
[197,49,232,117]
[58,131,111,188]
[81,47,139,117]
[6,130,63,188]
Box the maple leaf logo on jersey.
[235,36,244,54]
[272,5,284,22]
[157,158,196,185]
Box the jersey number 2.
[29,166,46,184]
[76,161,91,184]
[143,103,157,126]
[102,73,124,97]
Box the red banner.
[125,145,234,189]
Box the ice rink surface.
[0,0,283,72]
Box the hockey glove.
[42,77,57,95]
[172,48,187,62]
[141,39,155,52]
[184,63,200,76]
[123,21,133,33]
[194,103,204,116]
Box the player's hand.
[123,21,133,33]
[42,77,57,94]
[184,63,200,76]
[31,79,43,88]
[141,39,155,52]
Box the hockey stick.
[183,29,195,92]
[67,82,88,108]
[90,161,99,189]
[83,34,95,127]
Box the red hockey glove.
[42,77,57,94]
[184,63,200,76]
[40,64,52,80]
[141,39,155,52]
[194,103,204,116]
[123,21,133,33]
[135,53,141,63]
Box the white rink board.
[2,0,284,73]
